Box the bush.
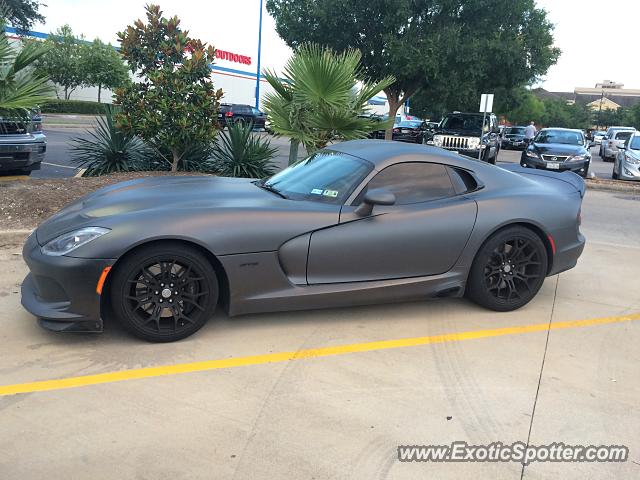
[41,99,107,114]
[71,105,154,176]
[213,121,278,178]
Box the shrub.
[213,121,278,178]
[41,99,107,115]
[71,105,154,176]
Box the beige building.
[536,80,640,111]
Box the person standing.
[524,121,537,145]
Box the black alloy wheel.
[111,243,218,342]
[467,226,548,311]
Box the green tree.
[116,4,223,172]
[0,22,52,118]
[266,0,559,139]
[35,25,85,100]
[497,90,546,125]
[263,43,393,163]
[82,39,130,102]
[624,104,640,130]
[1,0,44,31]
[540,100,591,129]
[597,107,626,129]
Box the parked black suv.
[426,112,500,163]
[218,103,266,129]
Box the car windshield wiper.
[255,180,288,199]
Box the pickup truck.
[0,112,46,175]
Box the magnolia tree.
[116,4,223,172]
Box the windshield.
[534,130,584,145]
[506,127,525,135]
[262,151,373,203]
[397,121,422,128]
[614,131,633,141]
[594,131,605,137]
[440,114,484,131]
[630,137,640,150]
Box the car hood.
[435,129,482,137]
[530,143,587,156]
[35,176,287,245]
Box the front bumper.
[502,141,525,150]
[618,161,640,181]
[520,155,589,176]
[0,139,46,171]
[21,232,115,333]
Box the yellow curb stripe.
[1,312,638,397]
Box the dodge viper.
[22,140,586,342]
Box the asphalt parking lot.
[0,185,639,478]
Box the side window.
[360,162,455,205]
[251,107,261,115]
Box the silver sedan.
[613,132,640,180]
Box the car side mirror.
[355,188,396,217]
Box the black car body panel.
[520,128,591,178]
[22,140,585,333]
[218,103,266,129]
[426,112,500,162]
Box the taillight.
[224,111,233,117]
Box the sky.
[33,0,640,93]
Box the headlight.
[569,154,589,161]
[433,135,443,147]
[41,227,110,256]
[525,150,538,158]
[624,154,640,165]
[468,137,481,149]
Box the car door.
[306,162,478,284]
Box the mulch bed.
[0,171,212,231]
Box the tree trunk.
[64,87,69,100]
[384,94,402,141]
[288,139,299,165]
[171,149,181,172]
[98,85,102,103]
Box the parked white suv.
[600,126,636,161]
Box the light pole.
[254,0,264,110]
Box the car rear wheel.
[467,226,548,311]
[110,243,219,342]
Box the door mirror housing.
[355,188,396,216]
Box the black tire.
[20,169,33,176]
[466,226,548,311]
[110,242,219,342]
[612,168,619,180]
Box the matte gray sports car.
[22,140,586,342]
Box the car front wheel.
[110,242,219,342]
[466,226,548,311]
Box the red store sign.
[216,49,252,66]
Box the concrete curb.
[0,230,32,247]
[586,179,640,195]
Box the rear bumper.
[549,232,586,276]
[0,137,46,171]
[21,232,114,333]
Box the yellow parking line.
[0,175,29,181]
[1,312,639,397]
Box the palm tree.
[263,43,394,164]
[0,22,52,123]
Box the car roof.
[539,127,584,133]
